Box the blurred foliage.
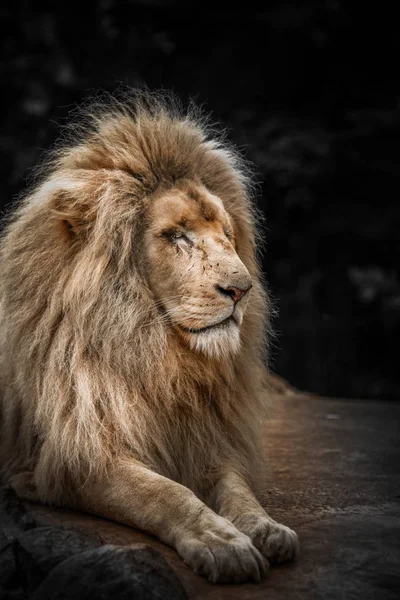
[1,1,399,398]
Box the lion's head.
[144,179,252,358]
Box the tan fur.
[0,90,298,582]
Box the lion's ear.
[60,216,86,238]
[51,190,94,241]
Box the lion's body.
[0,91,298,583]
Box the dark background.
[1,1,399,399]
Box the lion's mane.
[0,90,270,504]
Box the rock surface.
[14,526,103,594]
[2,393,400,599]
[0,485,36,536]
[31,544,188,600]
[0,485,36,599]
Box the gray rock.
[14,525,103,594]
[32,544,187,600]
[0,540,17,585]
[0,485,36,599]
[0,485,35,539]
[0,540,27,600]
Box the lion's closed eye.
[223,227,233,240]
[161,228,193,247]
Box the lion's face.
[144,181,252,358]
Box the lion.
[0,90,298,583]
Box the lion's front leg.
[70,458,267,583]
[209,470,299,565]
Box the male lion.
[0,91,298,583]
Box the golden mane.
[0,90,271,505]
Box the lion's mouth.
[179,316,234,334]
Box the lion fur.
[0,90,271,505]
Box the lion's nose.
[217,284,252,304]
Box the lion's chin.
[178,318,241,360]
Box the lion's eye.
[224,227,233,240]
[161,228,182,240]
[161,229,192,246]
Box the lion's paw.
[177,517,269,583]
[235,514,299,565]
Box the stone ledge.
[1,393,400,599]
